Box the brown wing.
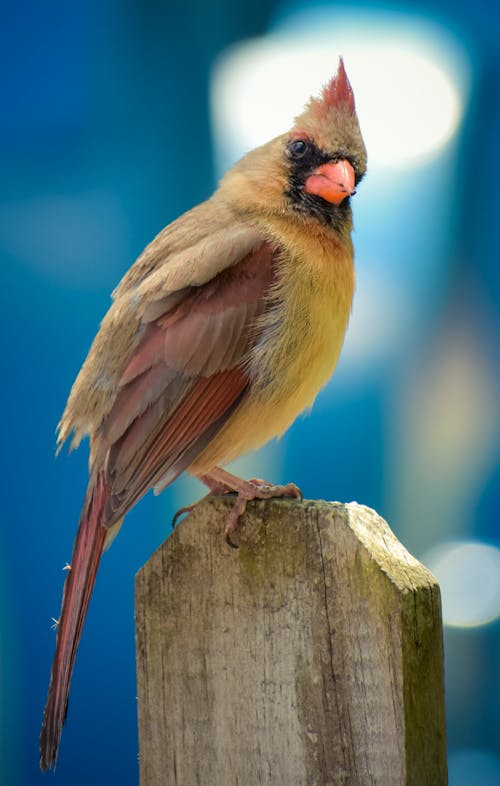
[93,241,277,526]
[57,207,266,451]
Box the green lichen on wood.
[135,496,447,786]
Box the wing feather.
[58,211,267,449]
[90,239,278,525]
[103,368,248,524]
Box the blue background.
[1,1,499,784]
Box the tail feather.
[40,474,109,771]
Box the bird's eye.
[287,139,309,159]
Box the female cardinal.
[40,58,367,770]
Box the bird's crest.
[313,57,356,117]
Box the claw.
[171,504,196,529]
[224,494,249,547]
[171,479,236,529]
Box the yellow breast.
[191,217,355,473]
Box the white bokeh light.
[211,25,468,173]
[423,541,500,628]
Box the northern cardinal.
[40,58,367,770]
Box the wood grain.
[135,498,447,786]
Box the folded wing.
[92,237,277,525]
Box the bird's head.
[223,58,366,235]
[284,58,367,228]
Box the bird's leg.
[200,466,302,546]
[198,474,236,496]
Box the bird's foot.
[199,467,302,547]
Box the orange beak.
[304,160,355,205]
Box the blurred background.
[1,0,499,784]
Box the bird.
[40,57,367,771]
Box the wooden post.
[135,498,447,786]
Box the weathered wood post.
[135,498,447,786]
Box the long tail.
[40,473,109,771]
